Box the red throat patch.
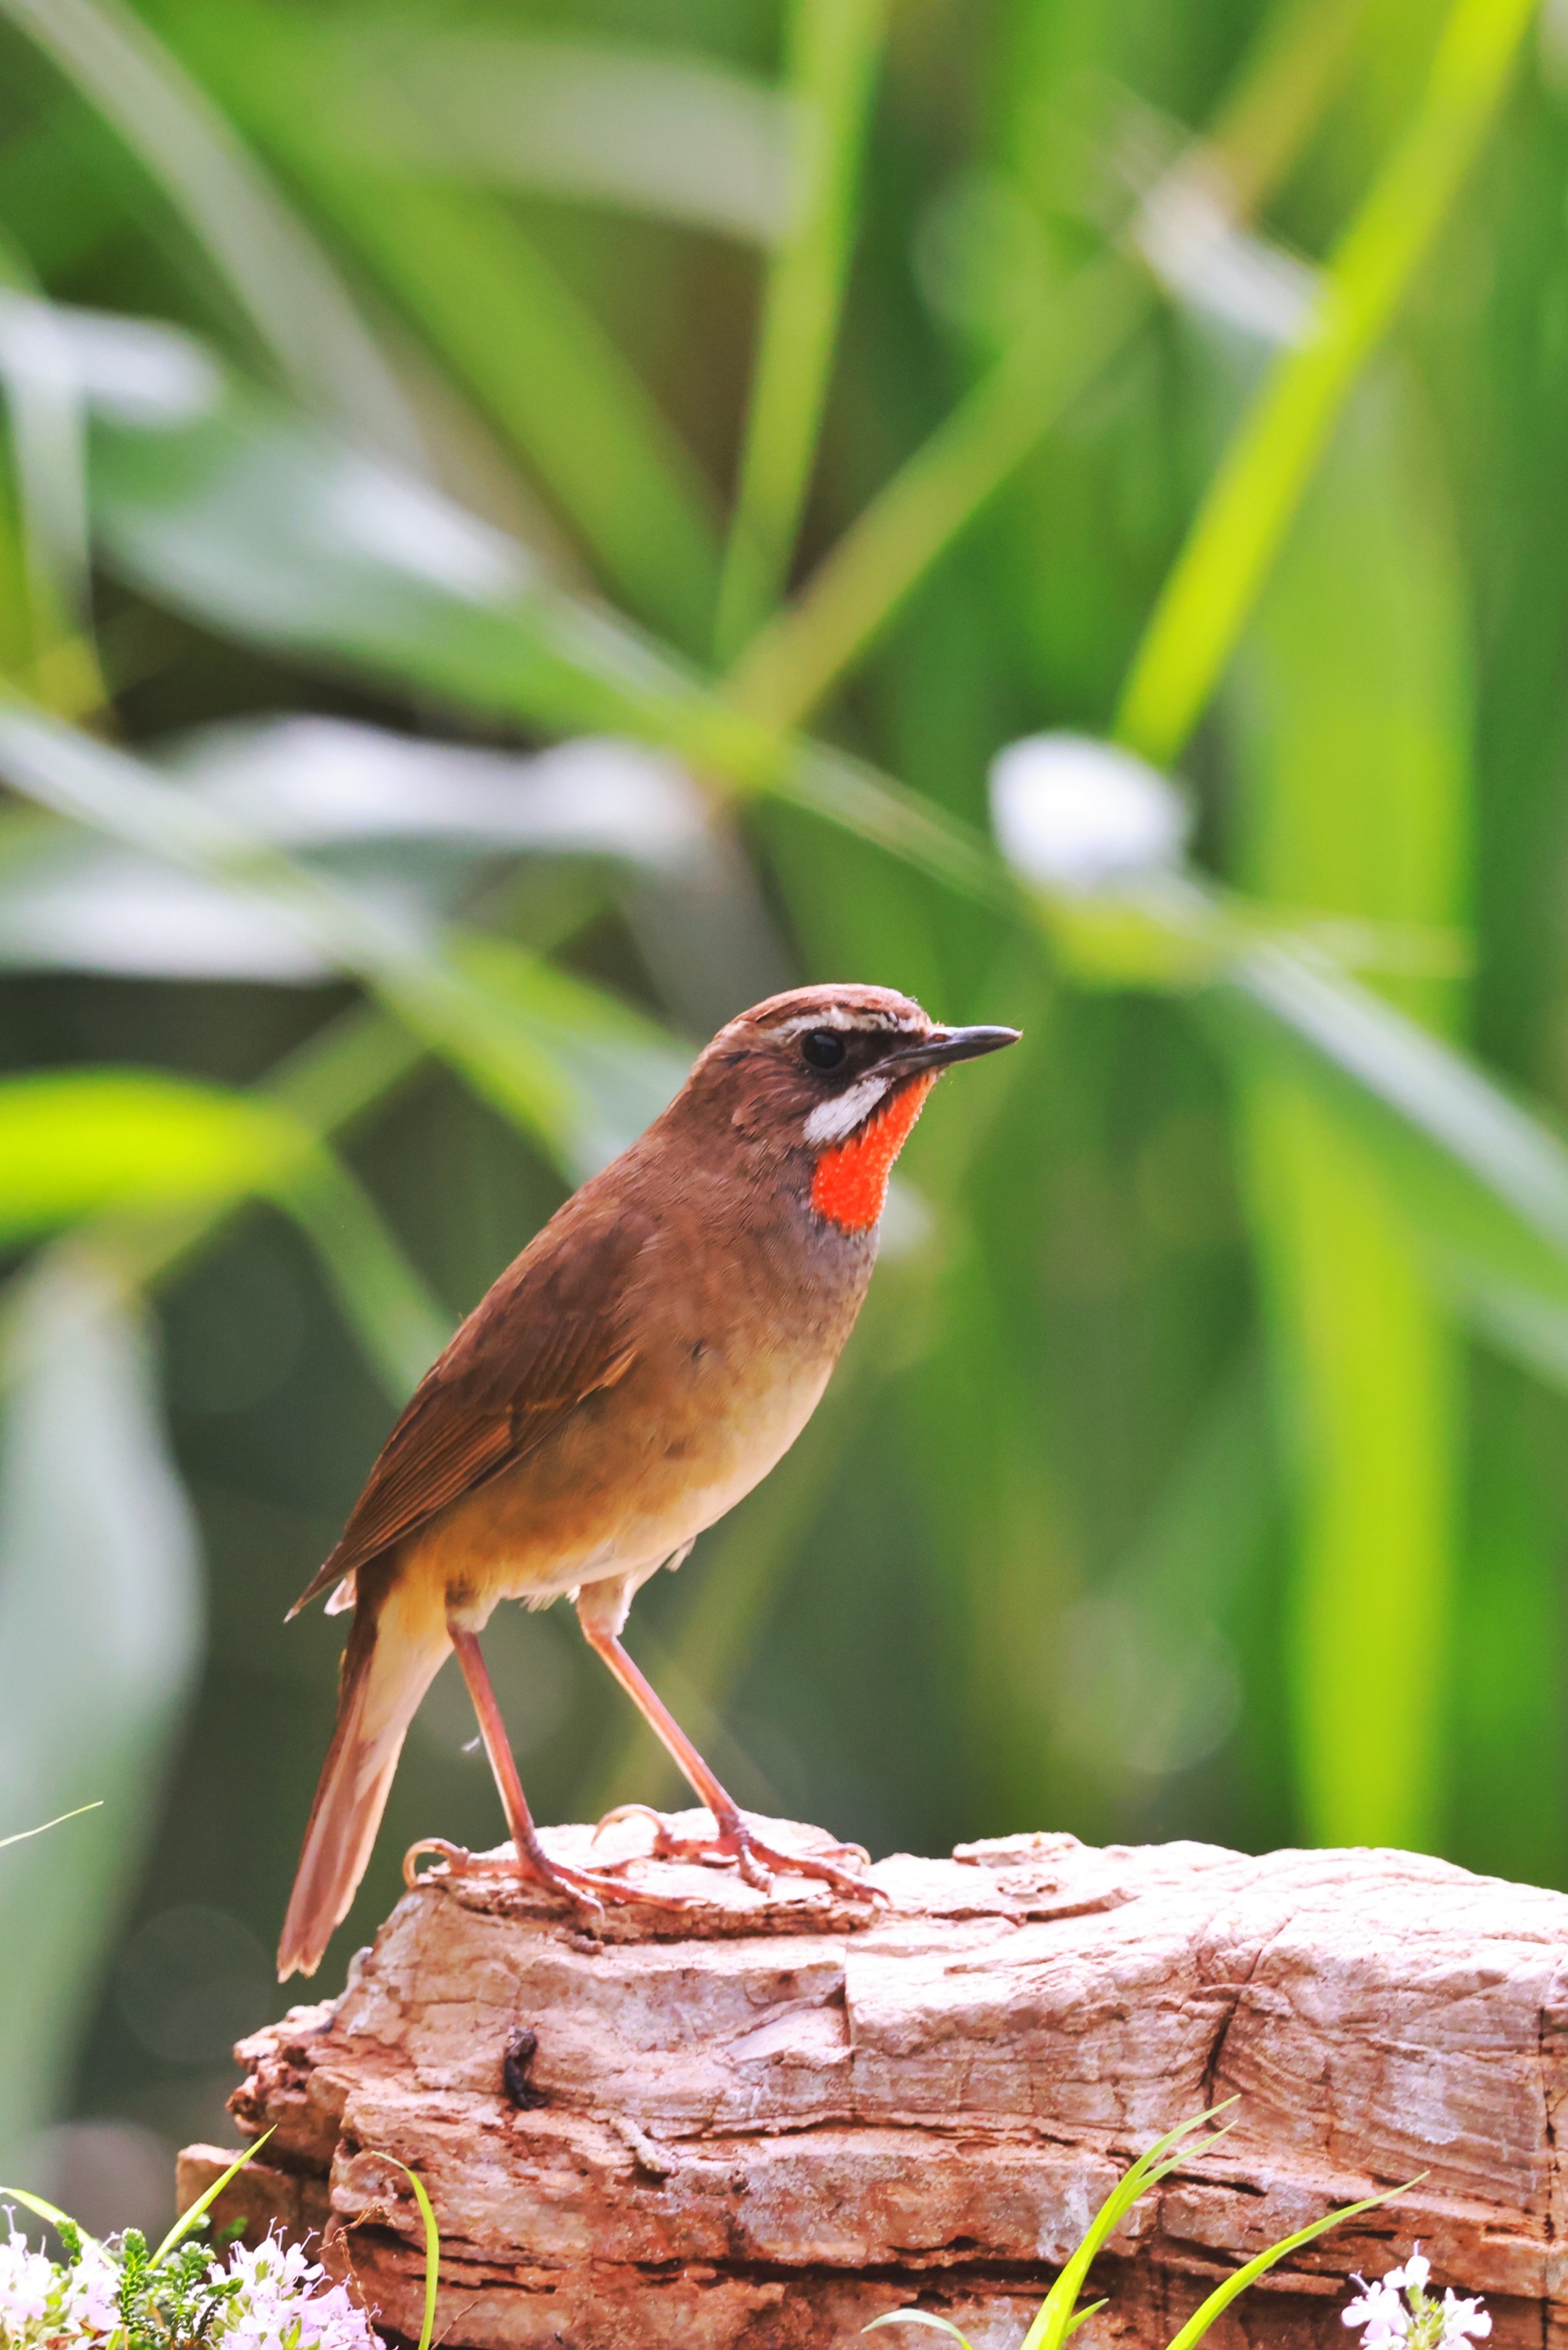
[810,1074,936,1233]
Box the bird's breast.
[407,1201,875,1607]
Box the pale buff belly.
[399,1334,840,1615]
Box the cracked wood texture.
[179,1816,1568,2350]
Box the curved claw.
[592,1802,669,1848]
[732,1831,889,1904]
[404,1835,467,1889]
[401,1834,696,1917]
[602,1812,888,1904]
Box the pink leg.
[403,1625,682,1914]
[579,1619,882,1902]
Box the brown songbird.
[277,983,1018,1978]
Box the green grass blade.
[87,354,742,762]
[865,2317,974,2346]
[83,347,1002,900]
[377,2158,440,2350]
[306,176,722,653]
[0,1032,444,1407]
[1240,1079,1458,1846]
[0,0,418,458]
[326,28,791,248]
[713,0,889,660]
[1116,0,1539,765]
[727,258,1149,728]
[0,1800,102,1852]
[0,1260,204,2180]
[0,2182,83,2233]
[1018,2108,1235,2350]
[726,0,1368,730]
[0,246,105,722]
[151,0,721,648]
[151,2126,276,2264]
[0,696,679,1188]
[1163,2180,1415,2350]
[1220,346,1469,1848]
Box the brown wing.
[287,1200,651,1616]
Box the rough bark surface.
[180,1816,1568,2350]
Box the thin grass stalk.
[711,0,889,661]
[0,0,421,459]
[1114,0,1540,765]
[722,0,1375,733]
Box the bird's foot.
[592,1804,888,1903]
[402,1835,687,1918]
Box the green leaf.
[88,344,737,754]
[153,0,723,652]
[0,0,420,456]
[1214,947,1568,1337]
[1162,2179,1414,2350]
[0,1256,204,2176]
[0,717,706,984]
[271,1149,452,1405]
[0,695,686,1187]
[323,28,792,247]
[0,1068,311,1242]
[0,1053,443,1411]
[0,2180,83,2235]
[80,309,1000,897]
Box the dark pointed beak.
[889,1023,1021,1075]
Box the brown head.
[675,983,1019,1233]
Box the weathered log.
[180,1814,1568,2350]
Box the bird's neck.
[809,1074,936,1233]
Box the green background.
[0,0,1561,2232]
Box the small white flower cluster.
[220,2235,380,2350]
[1344,2249,1493,2350]
[0,2224,119,2348]
[0,2214,383,2350]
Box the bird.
[277,982,1019,1979]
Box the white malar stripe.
[803,1073,891,1148]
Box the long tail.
[277,1567,450,1981]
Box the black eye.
[800,1028,846,1072]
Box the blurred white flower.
[58,2240,120,2333]
[988,732,1191,893]
[0,2224,56,2336]
[0,2214,384,2350]
[1387,2253,1431,2295]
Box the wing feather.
[287,1203,650,1616]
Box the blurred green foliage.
[0,0,1562,2227]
